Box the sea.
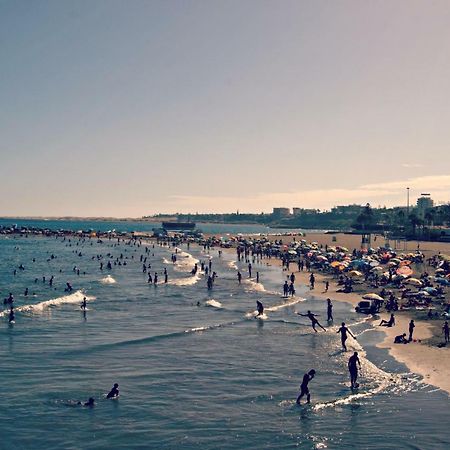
[0,219,449,449]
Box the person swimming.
[297,310,326,332]
[106,383,119,399]
[77,397,95,407]
[296,369,316,404]
[256,300,264,317]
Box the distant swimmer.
[154,273,158,285]
[296,369,316,405]
[297,310,326,332]
[348,351,361,389]
[326,299,333,321]
[80,297,87,310]
[164,268,168,283]
[337,322,356,351]
[379,313,395,327]
[4,293,14,306]
[256,300,264,317]
[9,307,15,323]
[78,397,95,407]
[106,383,119,399]
[65,282,73,292]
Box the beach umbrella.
[371,266,383,273]
[330,261,341,268]
[348,270,363,278]
[362,293,384,301]
[418,291,431,296]
[370,261,380,267]
[435,268,445,274]
[436,278,450,285]
[407,278,423,287]
[316,255,328,261]
[423,287,437,294]
[396,266,413,277]
[338,246,349,252]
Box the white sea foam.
[205,299,222,308]
[168,273,201,286]
[100,275,116,284]
[172,251,199,273]
[265,297,305,311]
[1,290,95,317]
[227,260,238,270]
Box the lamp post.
[406,187,410,215]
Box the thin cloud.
[401,163,423,168]
[168,174,450,213]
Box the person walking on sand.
[248,263,252,278]
[408,319,415,342]
[297,310,326,332]
[237,271,242,284]
[337,322,356,351]
[296,369,316,405]
[309,273,315,290]
[443,321,449,344]
[348,351,361,389]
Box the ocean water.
[0,217,303,236]
[0,226,449,449]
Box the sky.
[1,0,450,217]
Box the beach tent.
[362,293,384,301]
[348,270,363,277]
[406,278,423,286]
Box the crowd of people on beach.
[2,224,449,406]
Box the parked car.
[355,300,380,314]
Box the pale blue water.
[0,217,303,235]
[0,220,449,449]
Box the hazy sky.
[1,0,450,217]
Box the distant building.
[416,194,433,215]
[331,205,363,215]
[292,208,319,216]
[272,207,291,218]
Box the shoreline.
[241,245,450,395]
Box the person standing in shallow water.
[326,298,333,321]
[296,369,316,404]
[348,351,361,389]
[337,322,356,351]
[297,310,326,332]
